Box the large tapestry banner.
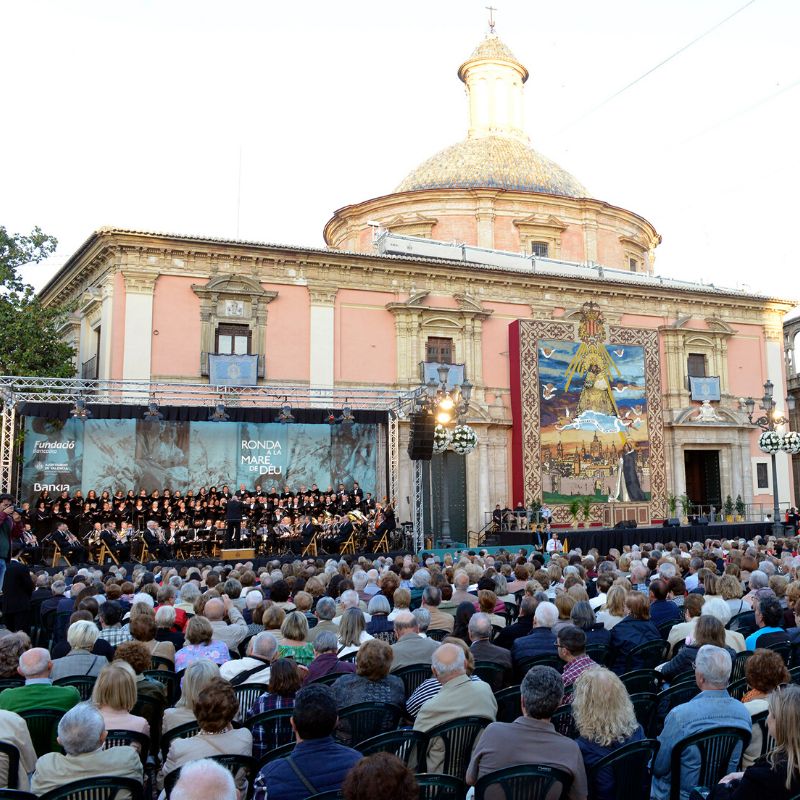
[21,418,378,500]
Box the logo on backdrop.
[240,438,284,475]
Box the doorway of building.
[684,450,722,513]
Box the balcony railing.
[81,356,98,380]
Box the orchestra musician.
[300,514,316,551]
[225,494,243,548]
[52,522,88,563]
[143,520,172,561]
[100,523,131,563]
[20,524,42,565]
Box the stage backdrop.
[21,417,378,500]
[509,302,667,523]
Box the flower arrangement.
[432,424,451,454]
[780,431,800,454]
[759,430,783,454]
[451,424,478,455]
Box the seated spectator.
[51,610,114,660]
[609,591,661,674]
[97,600,132,648]
[668,593,706,651]
[659,616,735,683]
[171,758,237,800]
[558,626,597,704]
[0,632,30,678]
[246,658,302,760]
[131,610,175,665]
[342,752,417,800]
[202,596,248,653]
[745,596,790,651]
[465,664,587,799]
[365,595,394,639]
[0,707,36,790]
[220,631,278,686]
[468,612,512,677]
[414,643,497,773]
[269,580,296,613]
[573,666,644,800]
[92,661,150,740]
[570,600,612,649]
[477,589,506,629]
[175,583,200,617]
[309,596,337,641]
[278,611,314,665]
[595,585,627,631]
[156,584,188,631]
[155,605,185,651]
[163,658,220,733]
[337,607,373,658]
[262,604,287,645]
[161,678,252,795]
[242,591,266,634]
[422,586,455,634]
[332,638,404,712]
[740,648,789,768]
[252,684,362,800]
[700,598,747,653]
[0,647,80,713]
[649,579,682,627]
[387,587,411,621]
[114,640,167,735]
[708,683,800,798]
[390,610,438,670]
[30,702,142,796]
[652,645,752,800]
[50,620,107,680]
[175,616,230,670]
[495,596,537,650]
[304,631,356,685]
[718,574,747,618]
[511,601,559,665]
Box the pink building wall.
[264,283,309,382]
[110,272,126,380]
[335,290,396,384]
[482,301,529,389]
[151,276,202,377]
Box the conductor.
[225,495,243,548]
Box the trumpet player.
[143,520,172,560]
[101,522,131,563]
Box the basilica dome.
[395,135,587,197]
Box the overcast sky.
[3,0,799,302]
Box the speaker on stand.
[407,411,435,461]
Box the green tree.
[0,226,75,377]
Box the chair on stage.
[138,540,150,563]
[340,531,357,555]
[301,534,318,558]
[372,529,390,553]
[50,543,70,569]
[97,541,119,566]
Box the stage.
[493,521,776,553]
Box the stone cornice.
[122,270,158,295]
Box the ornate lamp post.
[744,380,797,537]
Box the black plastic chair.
[586,737,660,800]
[132,693,165,757]
[423,716,492,781]
[310,672,342,686]
[18,708,62,757]
[357,729,428,772]
[394,663,434,698]
[585,643,610,667]
[730,651,753,684]
[764,640,792,666]
[473,661,507,692]
[38,777,144,800]
[495,684,522,724]
[339,651,358,663]
[416,773,467,800]
[142,669,178,705]
[104,729,151,766]
[52,676,96,701]
[727,612,757,638]
[335,702,403,747]
[653,681,701,736]
[151,654,174,671]
[625,639,670,673]
[551,705,578,739]
[243,707,296,757]
[0,741,21,789]
[0,678,23,691]
[255,740,295,769]
[619,669,662,695]
[306,792,341,800]
[790,664,800,686]
[515,654,563,682]
[657,619,680,640]
[160,720,201,760]
[671,669,696,686]
[233,682,270,717]
[427,629,449,642]
[0,791,36,799]
[628,692,658,738]
[475,763,573,800]
[727,677,749,701]
[751,709,777,757]
[668,726,751,800]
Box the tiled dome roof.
[395,135,587,197]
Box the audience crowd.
[0,532,799,798]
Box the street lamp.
[745,380,796,537]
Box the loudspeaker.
[615,519,638,529]
[664,518,681,528]
[407,411,435,461]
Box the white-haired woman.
[50,620,106,680]
[572,666,644,800]
[163,658,221,733]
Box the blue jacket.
[651,689,752,800]
[609,617,661,674]
[578,725,644,800]
[511,627,557,664]
[650,600,682,628]
[253,736,362,800]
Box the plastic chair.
[0,678,23,691]
[233,682,270,717]
[495,684,522,724]
[730,651,753,684]
[727,612,757,638]
[339,651,358,663]
[160,720,201,760]
[142,669,179,705]
[423,716,492,781]
[0,741,21,789]
[671,669,696,686]
[255,740,295,769]
[0,791,36,799]
[764,640,792,666]
[668,726,751,800]
[473,661,507,692]
[628,692,658,737]
[657,619,680,640]
[619,669,662,695]
[751,709,777,757]
[335,702,403,747]
[475,763,573,800]
[586,737,661,800]
[18,708,62,757]
[104,729,151,766]
[427,629,449,642]
[357,728,428,771]
[585,643,610,667]
[38,777,144,800]
[790,664,800,686]
[416,773,467,800]
[727,677,749,702]
[652,682,701,736]
[243,707,296,757]
[625,639,670,673]
[551,705,578,739]
[515,654,563,682]
[52,675,96,701]
[394,663,434,698]
[151,654,174,671]
[306,792,341,800]
[310,672,342,686]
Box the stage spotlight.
[278,402,295,423]
[144,400,163,421]
[70,397,91,420]
[209,402,229,422]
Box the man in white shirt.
[546,532,563,554]
[220,632,277,685]
[202,596,248,651]
[683,557,704,592]
[333,590,371,624]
